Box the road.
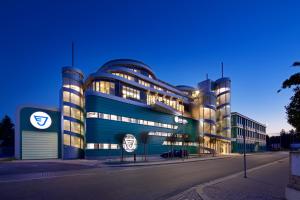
[0,152,288,200]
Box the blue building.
[15,59,232,159]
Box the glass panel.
[63,134,70,146]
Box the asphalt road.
[0,152,288,200]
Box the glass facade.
[61,67,85,159]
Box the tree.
[114,133,126,162]
[0,115,15,147]
[279,63,300,133]
[140,132,149,161]
[285,89,300,133]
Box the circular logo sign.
[30,111,52,129]
[122,134,137,153]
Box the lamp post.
[243,119,247,178]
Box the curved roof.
[97,59,156,79]
[176,85,196,92]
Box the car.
[160,149,189,158]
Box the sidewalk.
[168,157,289,200]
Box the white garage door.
[22,131,58,160]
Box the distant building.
[231,112,267,153]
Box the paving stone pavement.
[166,188,203,200]
[201,159,288,200]
[168,158,288,200]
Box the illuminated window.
[87,112,98,118]
[154,85,163,91]
[111,115,117,121]
[64,120,70,131]
[63,78,83,94]
[71,121,82,134]
[122,86,140,100]
[138,79,150,87]
[87,143,94,149]
[112,72,134,81]
[70,107,83,121]
[71,135,81,148]
[64,134,70,146]
[63,105,70,117]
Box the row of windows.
[63,105,84,122]
[236,128,266,140]
[112,72,176,96]
[63,78,83,95]
[199,120,216,135]
[64,119,84,135]
[215,81,230,95]
[217,92,230,106]
[112,72,134,81]
[199,107,216,121]
[138,79,150,87]
[146,93,184,112]
[86,112,179,130]
[162,141,198,146]
[63,91,84,107]
[122,85,140,100]
[216,117,231,132]
[86,143,119,150]
[234,115,266,133]
[63,134,84,149]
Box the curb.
[106,156,235,167]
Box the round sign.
[30,111,52,129]
[122,134,137,153]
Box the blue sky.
[0,0,300,135]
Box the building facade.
[15,59,232,159]
[231,112,267,153]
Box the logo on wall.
[174,116,188,124]
[30,111,52,129]
[122,134,137,153]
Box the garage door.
[22,131,58,159]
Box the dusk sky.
[1,0,300,135]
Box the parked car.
[160,149,189,158]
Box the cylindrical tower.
[215,78,231,138]
[61,67,85,159]
[197,80,217,136]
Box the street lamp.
[243,119,247,178]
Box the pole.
[243,121,247,178]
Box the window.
[111,115,117,121]
[64,120,70,131]
[112,72,134,81]
[71,135,81,148]
[63,78,83,94]
[63,91,83,107]
[87,143,94,149]
[154,85,163,91]
[87,112,98,118]
[122,86,140,100]
[92,81,115,95]
[138,79,150,87]
[64,134,70,146]
[71,107,83,121]
[71,121,82,135]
